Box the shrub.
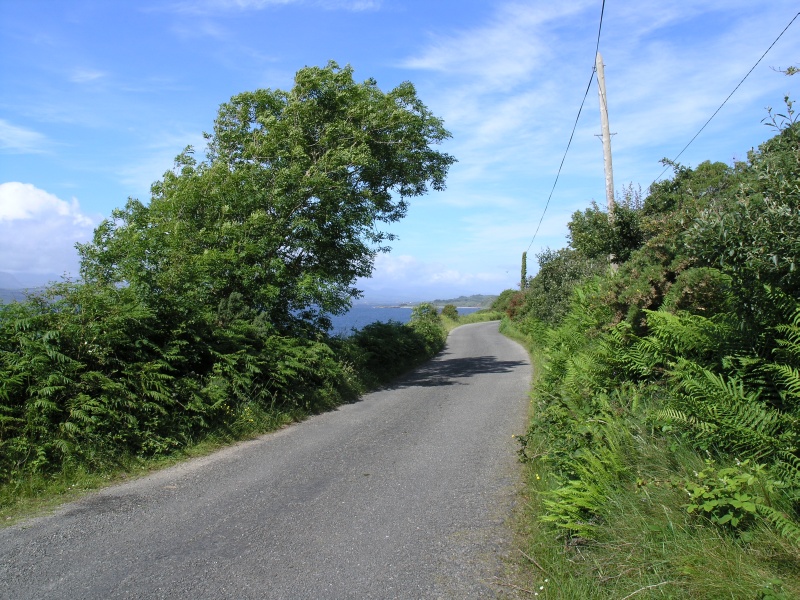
[520,247,605,326]
[661,267,735,315]
[409,303,446,355]
[337,320,436,386]
[491,289,518,314]
[440,304,459,320]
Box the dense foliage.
[78,62,454,334]
[0,63,453,489]
[505,99,800,597]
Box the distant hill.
[0,288,32,304]
[0,272,58,304]
[0,286,48,304]
[427,294,497,308]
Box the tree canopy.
[0,63,454,483]
[79,62,455,332]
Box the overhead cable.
[526,0,606,254]
[652,10,800,185]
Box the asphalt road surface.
[0,321,531,599]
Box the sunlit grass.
[442,309,504,332]
[512,455,800,598]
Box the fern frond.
[646,310,734,358]
[668,362,797,460]
[757,503,800,543]
[60,421,79,434]
[775,451,800,488]
[656,407,717,434]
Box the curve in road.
[0,321,531,599]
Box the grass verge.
[501,318,800,599]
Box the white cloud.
[609,0,752,42]
[398,3,602,191]
[170,18,230,39]
[0,183,97,278]
[403,0,800,222]
[317,0,380,11]
[0,182,93,226]
[167,0,295,12]
[402,2,591,89]
[359,253,512,300]
[69,68,107,83]
[0,119,49,154]
[210,0,293,6]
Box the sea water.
[328,305,482,337]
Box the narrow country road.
[0,321,531,599]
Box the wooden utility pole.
[595,52,615,219]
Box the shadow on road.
[389,354,527,389]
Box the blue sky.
[1,0,798,302]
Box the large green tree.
[79,62,455,332]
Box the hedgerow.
[508,100,800,597]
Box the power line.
[526,0,606,254]
[652,10,800,185]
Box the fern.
[657,407,717,435]
[541,477,605,538]
[774,451,800,489]
[647,309,740,365]
[669,361,797,461]
[758,503,800,542]
[765,306,800,412]
[541,418,634,540]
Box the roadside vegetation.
[439,303,505,332]
[0,62,454,521]
[502,98,800,598]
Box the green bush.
[661,267,735,315]
[440,304,459,320]
[490,289,519,314]
[0,288,445,485]
[409,303,447,355]
[336,319,443,387]
[520,247,605,326]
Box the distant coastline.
[373,305,416,309]
[376,294,497,310]
[329,304,482,336]
[2,287,497,311]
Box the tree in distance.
[79,61,455,333]
[441,304,459,320]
